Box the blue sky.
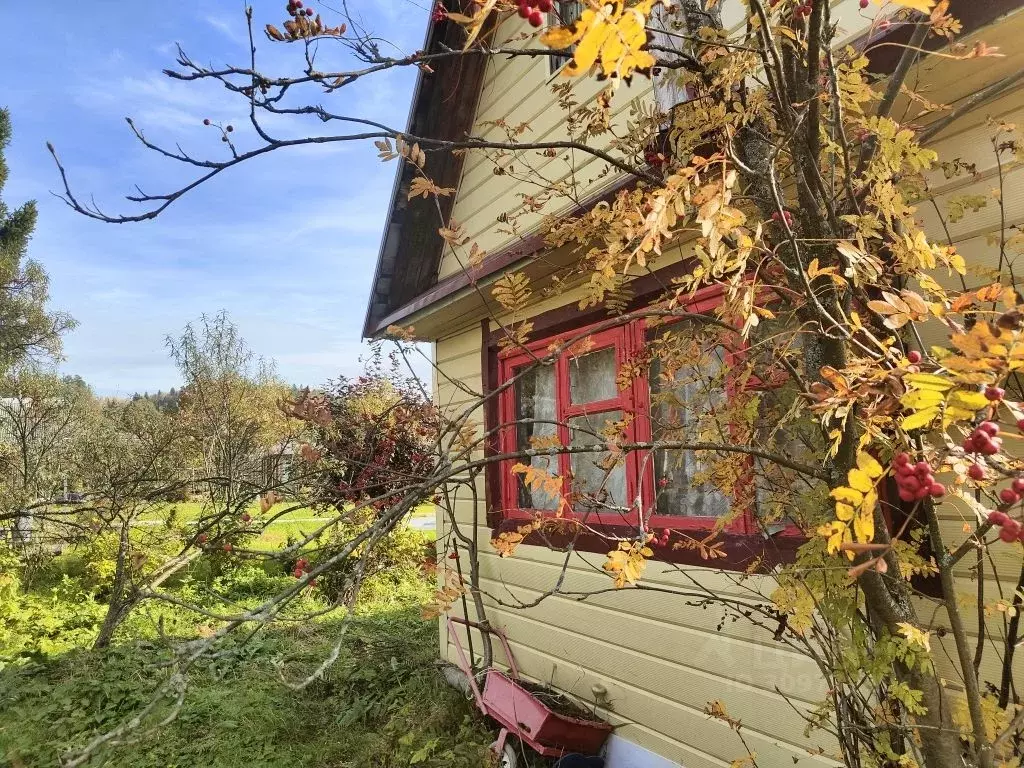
[0,0,430,395]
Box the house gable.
[363,0,1013,340]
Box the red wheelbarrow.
[446,616,612,766]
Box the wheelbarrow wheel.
[489,739,518,768]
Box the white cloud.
[203,15,246,44]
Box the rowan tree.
[47,2,1024,767]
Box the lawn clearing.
[133,500,435,552]
[0,605,496,768]
[0,520,504,768]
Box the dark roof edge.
[362,0,1019,339]
[360,13,441,339]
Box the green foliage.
[0,108,75,372]
[0,577,106,667]
[0,590,495,768]
[312,519,428,605]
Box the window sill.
[489,510,806,573]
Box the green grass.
[0,607,496,768]
[133,500,435,553]
[0,496,466,766]
[0,523,495,768]
[142,501,435,525]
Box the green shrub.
[311,520,429,605]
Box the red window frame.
[497,322,644,528]
[495,285,802,536]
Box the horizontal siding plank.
[436,326,484,360]
[475,575,825,702]
[444,623,834,767]
[916,164,1024,245]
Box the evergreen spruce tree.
[0,107,74,372]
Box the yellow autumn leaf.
[856,452,884,479]
[818,521,851,556]
[847,468,874,494]
[539,24,583,50]
[946,389,989,413]
[835,502,855,522]
[904,372,953,392]
[603,541,650,588]
[901,389,945,410]
[547,0,657,80]
[830,486,864,505]
[854,490,877,543]
[896,621,933,652]
[877,0,936,12]
[901,406,940,431]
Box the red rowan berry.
[989,511,1009,526]
[985,385,1005,402]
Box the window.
[647,321,731,524]
[647,2,695,120]
[549,1,582,74]
[495,287,805,538]
[500,326,639,526]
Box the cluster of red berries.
[292,557,311,579]
[892,453,945,502]
[963,421,1002,456]
[791,2,813,19]
[654,528,672,547]
[997,478,1024,508]
[517,0,552,27]
[286,1,315,17]
[645,149,666,168]
[988,510,1024,543]
[771,210,794,226]
[431,2,447,23]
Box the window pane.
[550,2,582,73]
[752,386,821,533]
[650,345,730,518]
[515,364,560,510]
[569,347,617,404]
[568,411,626,513]
[648,3,692,119]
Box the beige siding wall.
[909,64,1024,694]
[425,6,1024,767]
[437,0,879,282]
[433,310,833,768]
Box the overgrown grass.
[0,510,494,768]
[0,608,495,767]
